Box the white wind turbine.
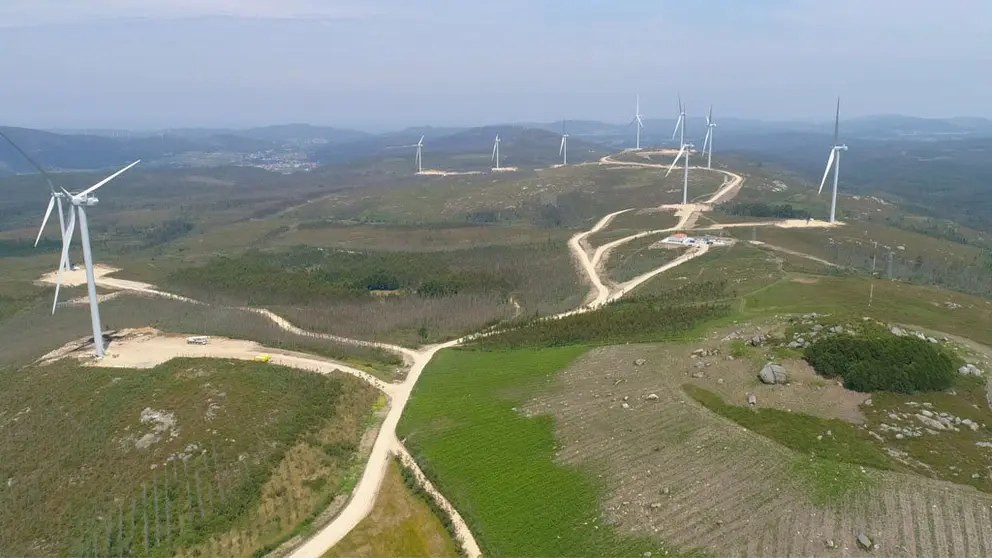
[50,160,141,358]
[671,94,686,145]
[629,95,644,150]
[492,134,501,170]
[701,105,716,169]
[818,97,847,223]
[415,135,424,173]
[559,120,569,166]
[666,97,692,204]
[0,130,73,270]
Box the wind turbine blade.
[665,147,686,176]
[52,207,76,314]
[560,137,565,155]
[671,115,683,140]
[35,196,55,247]
[833,97,840,145]
[818,149,836,194]
[708,104,713,123]
[0,130,60,194]
[636,115,644,128]
[419,135,425,145]
[77,160,140,197]
[702,129,712,153]
[492,141,498,161]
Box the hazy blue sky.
[1,0,990,130]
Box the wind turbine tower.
[0,131,73,270]
[666,142,694,205]
[630,95,645,150]
[415,135,424,173]
[492,134,501,170]
[818,98,848,223]
[702,105,716,169]
[50,160,141,358]
[667,97,693,205]
[559,121,569,165]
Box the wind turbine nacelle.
[77,196,99,206]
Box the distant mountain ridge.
[4,114,992,174]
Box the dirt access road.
[46,155,839,557]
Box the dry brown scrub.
[524,340,992,557]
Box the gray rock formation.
[759,363,788,385]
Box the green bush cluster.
[803,335,956,393]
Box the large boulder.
[759,363,788,385]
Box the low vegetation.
[199,241,584,346]
[803,335,957,393]
[0,358,378,557]
[604,237,687,284]
[685,385,893,471]
[716,201,811,220]
[0,295,403,378]
[324,460,459,558]
[398,348,674,557]
[471,296,729,350]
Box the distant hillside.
[0,127,207,174]
[237,124,372,145]
[310,125,601,169]
[731,134,992,231]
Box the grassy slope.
[324,460,459,558]
[0,358,377,557]
[397,347,684,558]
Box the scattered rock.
[976,442,992,448]
[830,325,844,334]
[921,409,934,418]
[927,337,938,344]
[716,378,724,385]
[856,534,873,551]
[747,393,757,406]
[895,433,904,440]
[759,363,788,385]
[694,361,706,369]
[788,341,802,349]
[962,418,979,431]
[813,324,824,332]
[972,473,981,479]
[916,414,946,431]
[864,398,872,406]
[746,334,767,347]
[891,326,905,337]
[634,359,647,366]
[825,539,836,549]
[692,371,705,379]
[645,393,659,401]
[621,403,631,410]
[623,396,630,402]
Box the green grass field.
[0,358,378,557]
[397,347,686,557]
